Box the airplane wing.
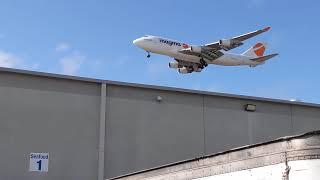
[179,47,224,62]
[179,27,272,61]
[205,27,271,51]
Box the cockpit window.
[143,35,152,41]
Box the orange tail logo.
[253,43,265,57]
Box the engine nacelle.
[190,46,202,53]
[219,39,243,50]
[178,67,188,74]
[219,39,233,49]
[191,64,202,72]
[168,62,179,68]
[193,67,202,72]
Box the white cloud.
[59,53,85,75]
[0,50,41,70]
[0,51,20,68]
[55,42,71,52]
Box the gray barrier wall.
[0,68,320,179]
[0,72,101,180]
[105,85,204,177]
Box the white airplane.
[133,27,278,74]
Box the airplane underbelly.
[212,55,245,66]
[147,45,170,55]
[173,53,200,63]
[147,44,201,63]
[150,46,182,58]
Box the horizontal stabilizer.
[250,53,278,63]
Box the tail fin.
[242,42,267,58]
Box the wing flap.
[179,48,224,61]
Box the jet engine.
[193,67,202,72]
[168,62,179,68]
[190,46,202,53]
[178,67,188,74]
[219,39,234,49]
[219,39,242,50]
[192,64,202,72]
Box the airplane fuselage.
[133,35,260,66]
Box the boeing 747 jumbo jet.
[133,27,278,74]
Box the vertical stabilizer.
[242,42,267,58]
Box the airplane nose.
[133,39,138,45]
[133,38,140,46]
[133,38,144,48]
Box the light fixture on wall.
[156,96,163,102]
[244,104,256,112]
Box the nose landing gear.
[147,51,151,58]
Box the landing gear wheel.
[147,51,151,58]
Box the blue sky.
[0,0,319,103]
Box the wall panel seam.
[203,95,206,155]
[290,105,294,134]
[98,83,107,180]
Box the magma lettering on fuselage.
[159,39,182,46]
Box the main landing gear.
[147,51,151,58]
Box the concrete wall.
[1,69,320,179]
[0,72,101,180]
[204,96,293,154]
[105,86,204,177]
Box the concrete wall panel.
[248,101,292,143]
[204,97,292,155]
[204,96,250,155]
[105,85,204,178]
[0,72,100,180]
[292,105,320,134]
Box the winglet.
[262,26,271,32]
